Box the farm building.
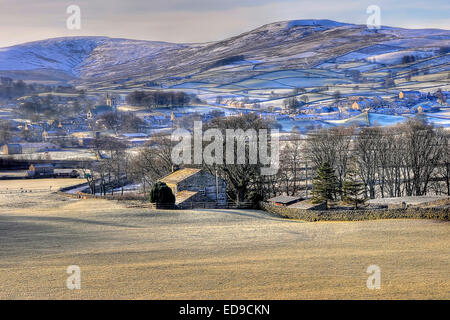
[71,131,100,147]
[398,90,423,100]
[351,97,384,110]
[159,168,227,208]
[119,133,150,147]
[2,143,59,155]
[77,137,94,147]
[287,200,328,210]
[27,164,54,177]
[54,169,81,178]
[42,129,66,142]
[2,144,22,154]
[267,195,303,207]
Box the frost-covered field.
[0,179,448,299]
[0,149,97,161]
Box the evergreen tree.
[342,167,367,209]
[312,162,339,209]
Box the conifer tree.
[342,167,367,209]
[312,162,339,209]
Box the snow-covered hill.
[0,36,183,79]
[0,37,106,73]
[0,19,448,88]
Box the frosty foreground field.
[0,179,448,299]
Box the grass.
[0,178,82,190]
[0,179,448,299]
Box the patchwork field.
[0,179,448,299]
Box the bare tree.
[130,133,175,190]
[98,112,120,134]
[355,127,382,199]
[437,130,450,195]
[378,126,403,197]
[203,113,276,203]
[306,127,353,198]
[402,120,444,196]
[279,136,305,196]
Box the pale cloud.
[0,0,448,47]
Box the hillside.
[0,19,449,95]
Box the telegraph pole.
[305,160,309,199]
[215,167,219,202]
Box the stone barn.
[2,144,22,155]
[28,164,54,177]
[159,168,227,208]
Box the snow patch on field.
[366,50,435,64]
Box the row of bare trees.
[281,119,449,199]
[355,121,448,198]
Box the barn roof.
[30,163,54,169]
[4,143,21,148]
[288,200,323,209]
[19,142,57,148]
[267,195,303,204]
[2,144,22,153]
[160,168,202,184]
[175,190,199,204]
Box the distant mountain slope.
[0,37,105,73]
[0,36,184,81]
[0,19,449,88]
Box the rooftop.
[175,190,199,204]
[267,195,303,204]
[160,168,202,184]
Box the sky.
[0,0,448,47]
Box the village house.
[2,144,21,154]
[42,129,66,142]
[350,96,384,111]
[21,122,44,136]
[87,105,114,120]
[119,133,150,147]
[144,114,170,128]
[70,131,101,147]
[397,91,426,107]
[159,168,227,208]
[398,90,423,100]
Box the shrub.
[149,182,175,204]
